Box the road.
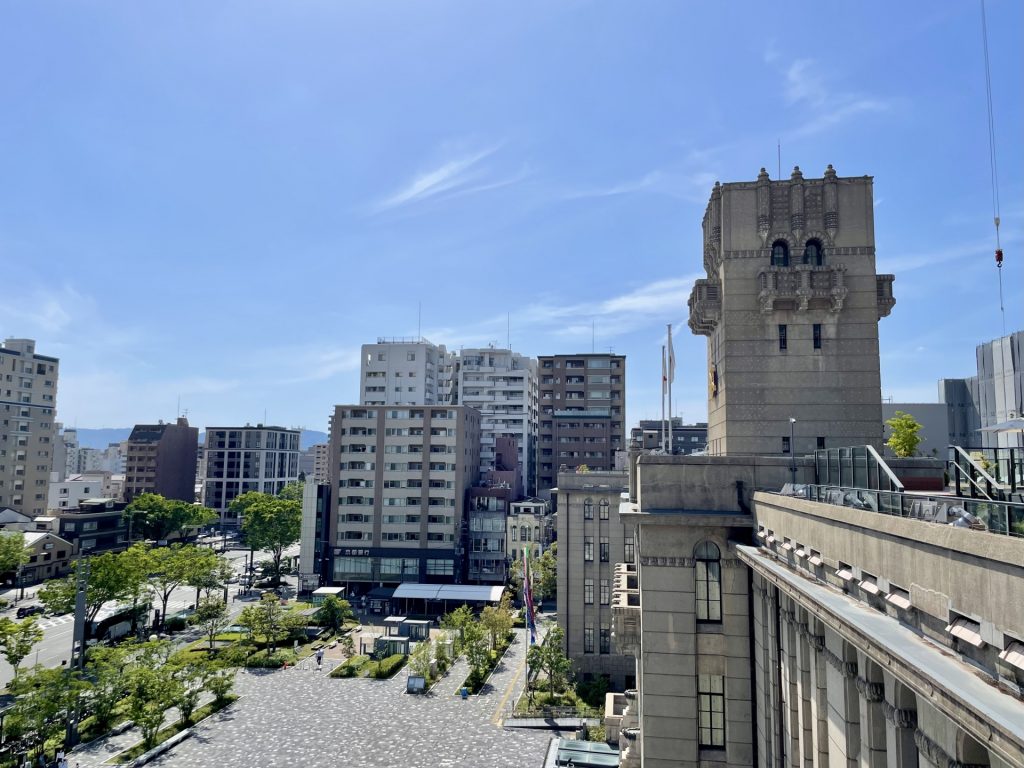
[0,544,297,688]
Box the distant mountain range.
[72,427,329,451]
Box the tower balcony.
[612,562,640,656]
[876,274,896,318]
[757,263,848,313]
[687,279,721,336]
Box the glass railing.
[814,445,903,492]
[803,484,1024,537]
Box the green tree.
[441,604,475,653]
[239,496,302,585]
[480,593,513,650]
[168,656,215,725]
[0,530,29,576]
[125,493,217,542]
[195,598,230,651]
[145,544,220,628]
[408,638,433,680]
[6,666,88,754]
[885,411,923,458]
[314,595,352,632]
[126,662,179,749]
[527,626,572,698]
[0,615,44,682]
[462,621,490,678]
[39,547,149,624]
[206,669,236,706]
[276,481,305,502]
[83,644,130,730]
[239,593,302,653]
[535,543,558,601]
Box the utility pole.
[66,552,90,746]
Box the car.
[16,605,45,619]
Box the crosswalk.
[36,614,74,630]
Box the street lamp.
[789,418,797,480]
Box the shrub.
[165,616,188,632]
[371,653,407,679]
[217,642,256,666]
[245,649,294,668]
[329,654,368,678]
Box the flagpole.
[667,324,674,455]
[661,344,668,453]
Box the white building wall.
[359,338,457,407]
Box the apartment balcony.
[687,278,721,336]
[611,562,640,656]
[876,273,896,318]
[757,263,848,313]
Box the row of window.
[583,537,611,562]
[771,238,824,267]
[778,323,823,351]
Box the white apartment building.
[312,442,331,484]
[0,339,59,516]
[456,347,538,495]
[48,471,124,509]
[360,338,457,407]
[202,425,301,527]
[327,405,480,589]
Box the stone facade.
[688,167,894,457]
[555,470,635,689]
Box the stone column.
[854,659,886,768]
[781,602,801,767]
[824,633,860,768]
[807,629,830,768]
[795,619,814,768]
[881,700,917,768]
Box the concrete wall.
[881,403,949,459]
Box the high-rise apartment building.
[202,425,300,526]
[359,338,457,407]
[312,442,331,484]
[456,347,538,495]
[328,405,480,591]
[0,339,59,516]
[630,418,708,455]
[537,353,626,494]
[123,417,199,502]
[688,165,895,456]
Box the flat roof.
[392,584,504,602]
[312,586,344,595]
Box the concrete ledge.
[122,728,192,768]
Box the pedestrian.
[56,749,64,764]
[316,648,324,668]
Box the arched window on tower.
[803,238,824,266]
[583,498,594,519]
[695,540,722,623]
[771,240,790,267]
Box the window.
[813,323,822,350]
[583,498,593,519]
[624,535,635,564]
[804,238,823,266]
[584,627,595,653]
[816,436,826,450]
[584,578,594,604]
[782,436,791,454]
[778,324,788,351]
[698,674,726,747]
[771,240,789,267]
[584,536,594,561]
[600,579,610,605]
[695,540,722,623]
[599,537,609,562]
[599,625,611,654]
[511,526,517,541]
[407,352,416,361]
[599,499,609,520]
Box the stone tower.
[687,166,895,457]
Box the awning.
[393,584,442,600]
[998,641,1024,671]
[835,568,854,582]
[946,617,984,648]
[366,586,395,600]
[859,580,881,596]
[312,586,344,596]
[392,583,505,602]
[886,592,912,610]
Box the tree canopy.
[239,495,302,583]
[125,493,217,541]
[885,410,923,458]
[39,545,150,623]
[0,531,29,576]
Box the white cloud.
[371,144,507,212]
[785,59,827,106]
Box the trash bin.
[460,687,468,700]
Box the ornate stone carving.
[757,168,771,246]
[638,556,694,567]
[823,164,839,239]
[875,274,896,318]
[809,634,825,653]
[790,166,805,239]
[709,181,722,247]
[758,263,847,314]
[882,701,917,729]
[688,278,721,336]
[824,648,857,678]
[855,676,885,702]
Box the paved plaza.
[76,630,558,768]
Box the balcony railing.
[687,278,721,337]
[757,264,847,313]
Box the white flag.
[667,325,676,384]
[662,345,667,395]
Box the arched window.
[803,239,824,266]
[599,499,610,520]
[695,540,722,623]
[583,498,594,519]
[520,525,528,542]
[771,240,789,267]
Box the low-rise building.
[466,486,512,585]
[13,530,74,583]
[51,498,130,554]
[506,498,551,564]
[48,471,123,510]
[630,418,708,455]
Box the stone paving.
[119,631,556,768]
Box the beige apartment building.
[328,405,480,590]
[556,469,635,689]
[0,338,59,517]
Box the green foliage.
[527,626,573,698]
[408,639,433,679]
[885,410,923,458]
[370,653,407,679]
[276,481,305,502]
[244,649,295,668]
[235,494,302,584]
[0,530,29,575]
[441,604,475,652]
[123,641,182,748]
[84,644,131,731]
[206,670,236,705]
[314,595,353,632]
[168,657,215,725]
[576,674,611,707]
[125,493,217,542]
[329,654,368,678]
[145,544,220,629]
[535,542,558,601]
[480,592,514,650]
[112,695,236,764]
[238,593,305,652]
[0,615,44,681]
[195,598,230,650]
[39,546,150,623]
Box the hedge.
[370,653,406,679]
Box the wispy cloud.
[877,232,1020,274]
[562,171,663,200]
[371,144,513,213]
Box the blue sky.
[1,1,1021,432]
